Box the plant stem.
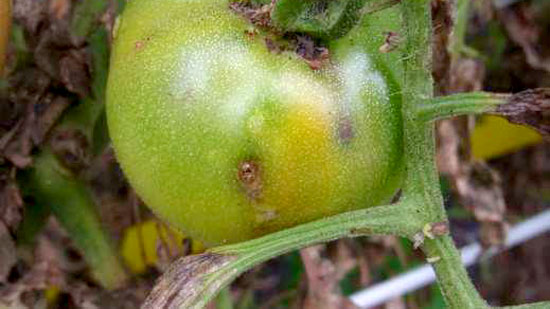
[417,92,508,121]
[422,236,487,308]
[213,201,421,256]
[399,0,444,220]
[400,0,488,307]
[143,201,424,309]
[26,151,128,289]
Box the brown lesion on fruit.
[379,31,401,53]
[337,114,354,144]
[237,160,263,201]
[134,36,152,52]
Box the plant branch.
[399,0,444,221]
[400,0,487,307]
[417,92,507,121]
[142,201,423,309]
[421,236,487,308]
[416,89,550,136]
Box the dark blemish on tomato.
[135,37,151,51]
[238,160,262,201]
[135,40,144,51]
[338,116,354,143]
[244,29,257,40]
[379,31,401,53]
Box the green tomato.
[107,0,404,246]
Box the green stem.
[213,201,421,256]
[417,92,508,121]
[26,151,128,289]
[143,201,424,309]
[400,0,487,307]
[399,0,444,220]
[503,302,550,308]
[422,236,487,308]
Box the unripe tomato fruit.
[107,0,404,246]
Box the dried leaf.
[0,222,16,283]
[0,226,67,307]
[49,0,72,20]
[0,173,23,232]
[431,0,455,95]
[31,95,72,145]
[3,105,34,168]
[142,253,237,309]
[50,128,91,172]
[12,0,48,34]
[498,5,550,72]
[495,88,550,136]
[300,245,358,309]
[59,49,91,97]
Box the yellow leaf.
[471,115,542,160]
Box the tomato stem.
[399,0,488,307]
[143,201,424,308]
[417,92,506,121]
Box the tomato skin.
[107,0,404,246]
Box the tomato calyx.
[230,1,330,70]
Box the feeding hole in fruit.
[237,160,262,201]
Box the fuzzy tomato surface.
[107,0,404,246]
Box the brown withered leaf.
[458,162,508,247]
[0,171,23,232]
[8,68,52,106]
[2,104,34,168]
[12,0,49,34]
[49,0,72,21]
[50,128,91,173]
[431,0,455,95]
[498,5,550,73]
[449,58,485,95]
[494,88,550,136]
[34,31,68,81]
[300,245,358,309]
[2,90,71,168]
[31,95,72,145]
[0,222,16,283]
[59,49,91,97]
[2,69,50,167]
[143,253,237,309]
[0,227,67,308]
[87,148,134,240]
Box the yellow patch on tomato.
[260,103,339,224]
